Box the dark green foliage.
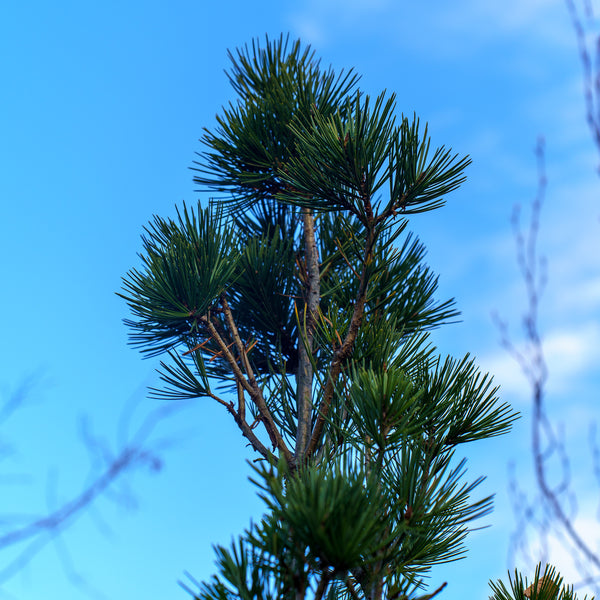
[181,454,493,600]
[120,35,528,600]
[194,35,360,209]
[225,230,297,373]
[279,95,470,224]
[120,204,240,357]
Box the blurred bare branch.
[0,382,187,597]
[566,0,600,169]
[495,138,600,595]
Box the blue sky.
[1,1,599,599]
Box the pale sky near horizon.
[1,1,599,599]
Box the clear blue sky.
[1,1,599,599]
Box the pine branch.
[202,312,292,462]
[224,397,272,461]
[313,570,332,600]
[220,293,257,385]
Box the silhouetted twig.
[566,0,600,170]
[0,383,186,597]
[495,138,600,595]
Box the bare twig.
[202,313,291,462]
[565,0,600,170]
[497,138,600,593]
[220,294,257,384]
[420,581,448,600]
[0,392,184,595]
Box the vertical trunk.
[295,207,321,461]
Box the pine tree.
[119,35,577,600]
